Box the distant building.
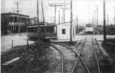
[1,12,30,34]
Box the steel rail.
[52,38,91,73]
[50,44,65,73]
[92,38,101,73]
[71,38,91,73]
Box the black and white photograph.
[1,0,115,73]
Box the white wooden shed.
[56,22,76,41]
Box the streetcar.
[27,24,57,41]
[85,24,94,33]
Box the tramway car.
[27,25,57,40]
[85,24,94,33]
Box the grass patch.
[1,42,52,73]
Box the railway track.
[50,44,65,73]
[92,38,101,73]
[50,39,92,73]
[70,38,91,73]
[50,38,102,73]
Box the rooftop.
[1,12,29,17]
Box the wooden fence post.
[12,40,13,48]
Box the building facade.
[1,13,30,34]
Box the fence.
[11,39,31,48]
[1,39,34,53]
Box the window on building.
[62,29,66,34]
[14,17,17,22]
[40,27,45,32]
[10,17,13,22]
[46,27,54,33]
[28,27,37,32]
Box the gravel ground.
[47,44,76,73]
[74,35,113,73]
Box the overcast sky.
[1,0,115,25]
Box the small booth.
[56,22,76,41]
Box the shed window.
[62,29,66,34]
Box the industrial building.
[1,13,30,34]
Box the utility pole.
[61,8,69,23]
[114,7,115,25]
[70,0,73,43]
[64,1,66,23]
[41,0,45,23]
[49,4,63,24]
[103,0,106,43]
[37,0,40,44]
[16,2,21,35]
[107,15,109,25]
[97,6,98,27]
[77,17,78,29]
[58,10,60,24]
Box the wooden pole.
[37,0,40,45]
[103,0,106,43]
[49,4,63,24]
[12,40,13,48]
[107,15,109,25]
[97,6,98,27]
[114,7,115,25]
[64,1,66,23]
[77,17,78,29]
[58,10,60,24]
[16,2,21,35]
[55,5,57,24]
[70,0,73,42]
[41,0,45,23]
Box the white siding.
[57,25,70,40]
[57,22,76,40]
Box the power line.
[49,4,63,24]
